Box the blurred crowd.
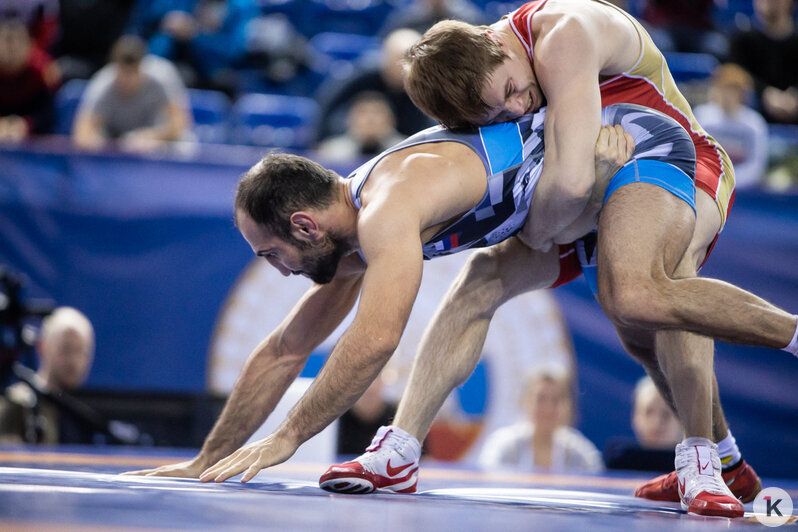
[0,0,796,188]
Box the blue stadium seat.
[309,32,381,80]
[230,93,320,149]
[254,0,302,19]
[664,52,719,82]
[54,78,89,135]
[301,0,392,36]
[188,89,231,144]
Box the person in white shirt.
[478,370,603,473]
[694,64,769,189]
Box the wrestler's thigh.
[465,237,561,299]
[684,189,723,271]
[596,182,696,293]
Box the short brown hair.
[235,153,338,239]
[110,35,146,66]
[404,20,507,129]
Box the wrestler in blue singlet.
[349,103,696,289]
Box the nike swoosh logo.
[701,461,710,471]
[386,459,413,477]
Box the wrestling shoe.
[319,425,421,494]
[635,459,761,503]
[675,437,744,518]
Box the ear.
[289,212,320,242]
[484,28,506,50]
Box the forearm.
[551,179,605,243]
[278,329,394,446]
[197,337,308,466]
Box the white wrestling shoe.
[675,437,744,518]
[319,425,421,494]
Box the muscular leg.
[597,184,796,348]
[597,183,732,438]
[617,324,730,442]
[655,189,730,442]
[393,238,561,440]
[615,326,676,411]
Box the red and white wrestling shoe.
[319,425,421,494]
[635,459,761,503]
[675,438,744,518]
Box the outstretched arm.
[200,206,424,483]
[519,16,604,250]
[124,255,364,477]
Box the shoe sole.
[319,475,376,494]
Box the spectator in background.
[0,19,60,142]
[478,371,603,473]
[337,373,397,456]
[378,0,488,38]
[0,307,95,444]
[316,29,434,141]
[730,0,798,124]
[72,35,191,153]
[638,0,729,57]
[142,0,259,96]
[0,0,59,53]
[55,0,138,81]
[243,13,316,94]
[631,376,682,450]
[694,64,769,189]
[604,376,681,472]
[317,92,406,163]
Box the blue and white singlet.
[347,103,696,260]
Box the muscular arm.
[552,125,635,244]
[198,266,363,464]
[127,256,363,476]
[521,16,603,250]
[277,206,424,443]
[201,202,425,483]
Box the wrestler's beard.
[291,232,346,285]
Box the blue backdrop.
[1,143,796,477]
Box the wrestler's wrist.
[274,422,304,448]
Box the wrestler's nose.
[267,257,291,277]
[507,93,528,117]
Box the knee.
[599,276,674,328]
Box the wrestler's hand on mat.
[199,431,297,483]
[121,456,209,478]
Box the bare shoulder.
[358,141,487,238]
[532,0,639,72]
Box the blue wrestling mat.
[0,446,796,531]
